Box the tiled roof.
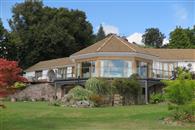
[71,35,150,56]
[145,48,195,60]
[71,34,195,60]
[25,57,74,72]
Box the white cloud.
[173,5,188,24]
[127,32,169,46]
[163,38,169,45]
[101,23,119,35]
[127,32,143,45]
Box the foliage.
[130,73,140,80]
[163,68,195,105]
[150,93,164,104]
[163,80,194,105]
[112,78,141,105]
[68,86,92,101]
[85,78,111,96]
[8,1,94,68]
[13,82,26,89]
[49,100,62,107]
[0,58,27,97]
[168,102,195,122]
[163,67,195,121]
[142,28,165,48]
[168,27,192,48]
[0,19,9,58]
[95,24,106,42]
[89,95,104,107]
[173,67,192,80]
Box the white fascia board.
[155,59,195,62]
[70,52,158,61]
[24,64,75,73]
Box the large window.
[100,60,132,77]
[153,62,177,79]
[153,62,164,78]
[67,67,73,78]
[81,61,96,78]
[137,61,148,78]
[35,70,42,79]
[57,68,66,79]
[163,63,169,79]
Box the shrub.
[168,102,195,122]
[89,95,104,107]
[163,80,195,105]
[130,73,140,80]
[163,67,195,121]
[112,78,141,105]
[150,93,164,104]
[13,82,26,89]
[85,78,111,96]
[68,86,92,101]
[50,100,62,107]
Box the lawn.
[0,102,194,130]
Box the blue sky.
[0,0,194,44]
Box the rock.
[76,100,90,108]
[71,104,77,108]
[163,117,173,124]
[31,99,36,102]
[11,98,16,102]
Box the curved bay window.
[100,60,132,78]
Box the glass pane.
[100,60,132,78]
[82,62,91,78]
[91,61,96,77]
[67,67,72,78]
[137,61,148,78]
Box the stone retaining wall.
[11,83,55,101]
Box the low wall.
[11,83,56,101]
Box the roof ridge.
[96,35,114,52]
[115,36,137,52]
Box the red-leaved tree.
[0,58,27,98]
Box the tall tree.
[142,28,165,48]
[96,24,106,41]
[168,27,191,48]
[185,26,195,47]
[9,1,94,68]
[0,19,8,58]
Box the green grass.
[0,102,194,130]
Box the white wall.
[153,61,195,71]
[177,62,195,71]
[24,71,35,81]
[38,70,49,80]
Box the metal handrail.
[29,66,178,81]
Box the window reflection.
[163,63,169,78]
[100,60,132,77]
[81,61,96,78]
[137,61,148,78]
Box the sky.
[0,0,194,44]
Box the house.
[25,34,195,81]
[23,34,195,103]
